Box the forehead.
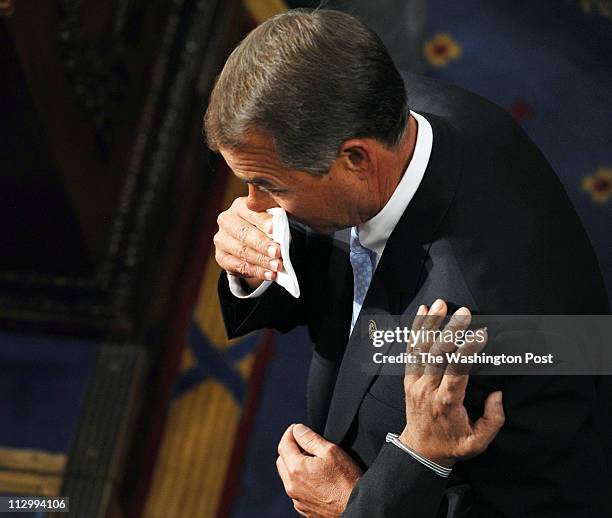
[220,133,286,178]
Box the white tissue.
[266,207,300,298]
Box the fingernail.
[267,244,277,258]
[431,299,444,312]
[264,271,273,281]
[270,259,280,271]
[455,307,470,316]
[417,305,428,315]
[293,424,309,437]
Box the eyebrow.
[244,178,274,188]
[241,177,289,192]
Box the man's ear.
[339,140,374,178]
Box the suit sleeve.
[218,272,306,337]
[342,444,448,517]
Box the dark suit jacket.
[217,73,612,517]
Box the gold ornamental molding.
[0,447,67,474]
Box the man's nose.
[246,184,278,212]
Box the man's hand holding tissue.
[214,196,282,290]
[277,423,362,518]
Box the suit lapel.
[305,228,353,432]
[323,113,463,444]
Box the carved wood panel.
[0,0,243,338]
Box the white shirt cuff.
[385,433,453,478]
[227,273,272,299]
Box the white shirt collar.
[358,111,433,267]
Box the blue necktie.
[350,227,376,333]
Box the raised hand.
[399,300,505,467]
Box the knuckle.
[325,443,339,456]
[406,379,418,393]
[494,413,506,427]
[287,464,299,478]
[435,392,455,408]
[431,406,445,420]
[286,484,297,499]
[427,344,439,357]
[237,261,250,277]
[215,250,227,269]
[446,364,462,376]
[404,376,418,394]
[213,232,227,253]
[444,377,461,390]
[238,225,249,243]
[257,237,269,252]
[239,244,249,260]
[411,381,428,400]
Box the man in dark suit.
[205,8,611,517]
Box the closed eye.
[261,187,286,194]
[249,182,287,195]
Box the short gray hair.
[204,9,408,176]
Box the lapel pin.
[368,319,377,339]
